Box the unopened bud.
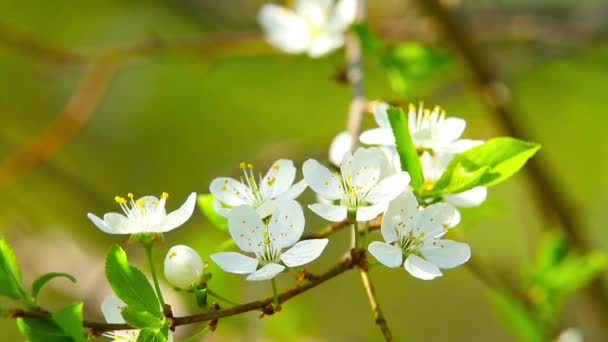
[164,245,204,289]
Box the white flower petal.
[373,102,391,128]
[260,159,296,199]
[157,193,197,233]
[308,33,344,57]
[381,190,419,243]
[303,159,342,200]
[436,117,466,144]
[366,172,410,204]
[280,239,329,267]
[101,294,127,324]
[213,199,230,217]
[211,252,259,274]
[359,128,395,146]
[404,254,442,280]
[420,240,471,269]
[445,186,487,207]
[164,245,204,289]
[350,148,384,192]
[256,199,278,219]
[329,131,352,167]
[417,202,460,238]
[327,0,357,32]
[88,213,134,235]
[295,0,331,27]
[355,203,386,222]
[246,263,285,281]
[368,241,402,268]
[308,203,347,222]
[258,4,311,54]
[210,177,253,206]
[278,179,308,201]
[227,205,266,253]
[439,139,483,154]
[268,200,305,248]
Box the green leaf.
[382,42,451,96]
[489,290,545,342]
[352,23,385,55]
[431,137,541,195]
[51,302,86,342]
[17,318,71,342]
[544,251,608,296]
[122,305,165,329]
[197,194,228,230]
[0,236,27,300]
[105,245,163,320]
[32,272,77,301]
[387,106,424,189]
[137,326,169,342]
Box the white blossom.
[368,190,470,280]
[164,245,204,289]
[88,192,196,235]
[101,295,173,342]
[210,160,307,218]
[304,147,410,222]
[258,0,357,58]
[211,200,328,281]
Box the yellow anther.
[153,201,159,206]
[128,193,134,198]
[220,185,227,191]
[169,252,177,259]
[136,199,144,207]
[247,163,254,169]
[263,231,268,238]
[267,177,276,186]
[240,162,247,169]
[114,196,127,204]
[409,103,415,111]
[272,164,280,170]
[161,192,169,199]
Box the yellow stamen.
[247,163,254,169]
[161,192,169,199]
[240,162,247,169]
[114,196,127,204]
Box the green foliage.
[121,306,165,329]
[352,23,385,55]
[489,291,545,342]
[428,137,541,196]
[137,325,170,342]
[51,302,86,342]
[17,302,85,342]
[387,106,424,190]
[198,194,228,230]
[0,236,28,301]
[32,273,77,301]
[105,245,164,325]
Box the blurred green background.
[1,0,607,341]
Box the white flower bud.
[164,245,204,289]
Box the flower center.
[239,162,266,206]
[255,230,281,263]
[114,192,168,231]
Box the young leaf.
[197,194,228,230]
[387,106,424,190]
[431,137,540,195]
[51,302,86,342]
[105,245,163,320]
[351,23,385,55]
[489,290,545,342]
[17,318,71,342]
[137,325,170,342]
[121,305,165,329]
[0,236,27,300]
[32,272,77,301]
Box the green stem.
[143,243,166,307]
[207,288,240,306]
[353,223,360,250]
[271,278,279,308]
[179,325,210,342]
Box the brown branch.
[9,256,356,334]
[412,0,608,335]
[0,62,115,192]
[358,268,394,341]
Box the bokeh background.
[1,0,607,341]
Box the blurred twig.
[0,62,115,192]
[358,268,394,341]
[411,0,608,336]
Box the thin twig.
[0,62,115,192]
[358,268,394,341]
[412,0,608,334]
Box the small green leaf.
[17,318,71,342]
[137,325,169,342]
[122,305,165,329]
[105,245,163,320]
[387,106,424,189]
[197,194,228,230]
[489,290,545,342]
[352,23,385,55]
[431,137,540,195]
[51,302,86,342]
[32,272,77,301]
[544,251,608,296]
[0,236,27,300]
